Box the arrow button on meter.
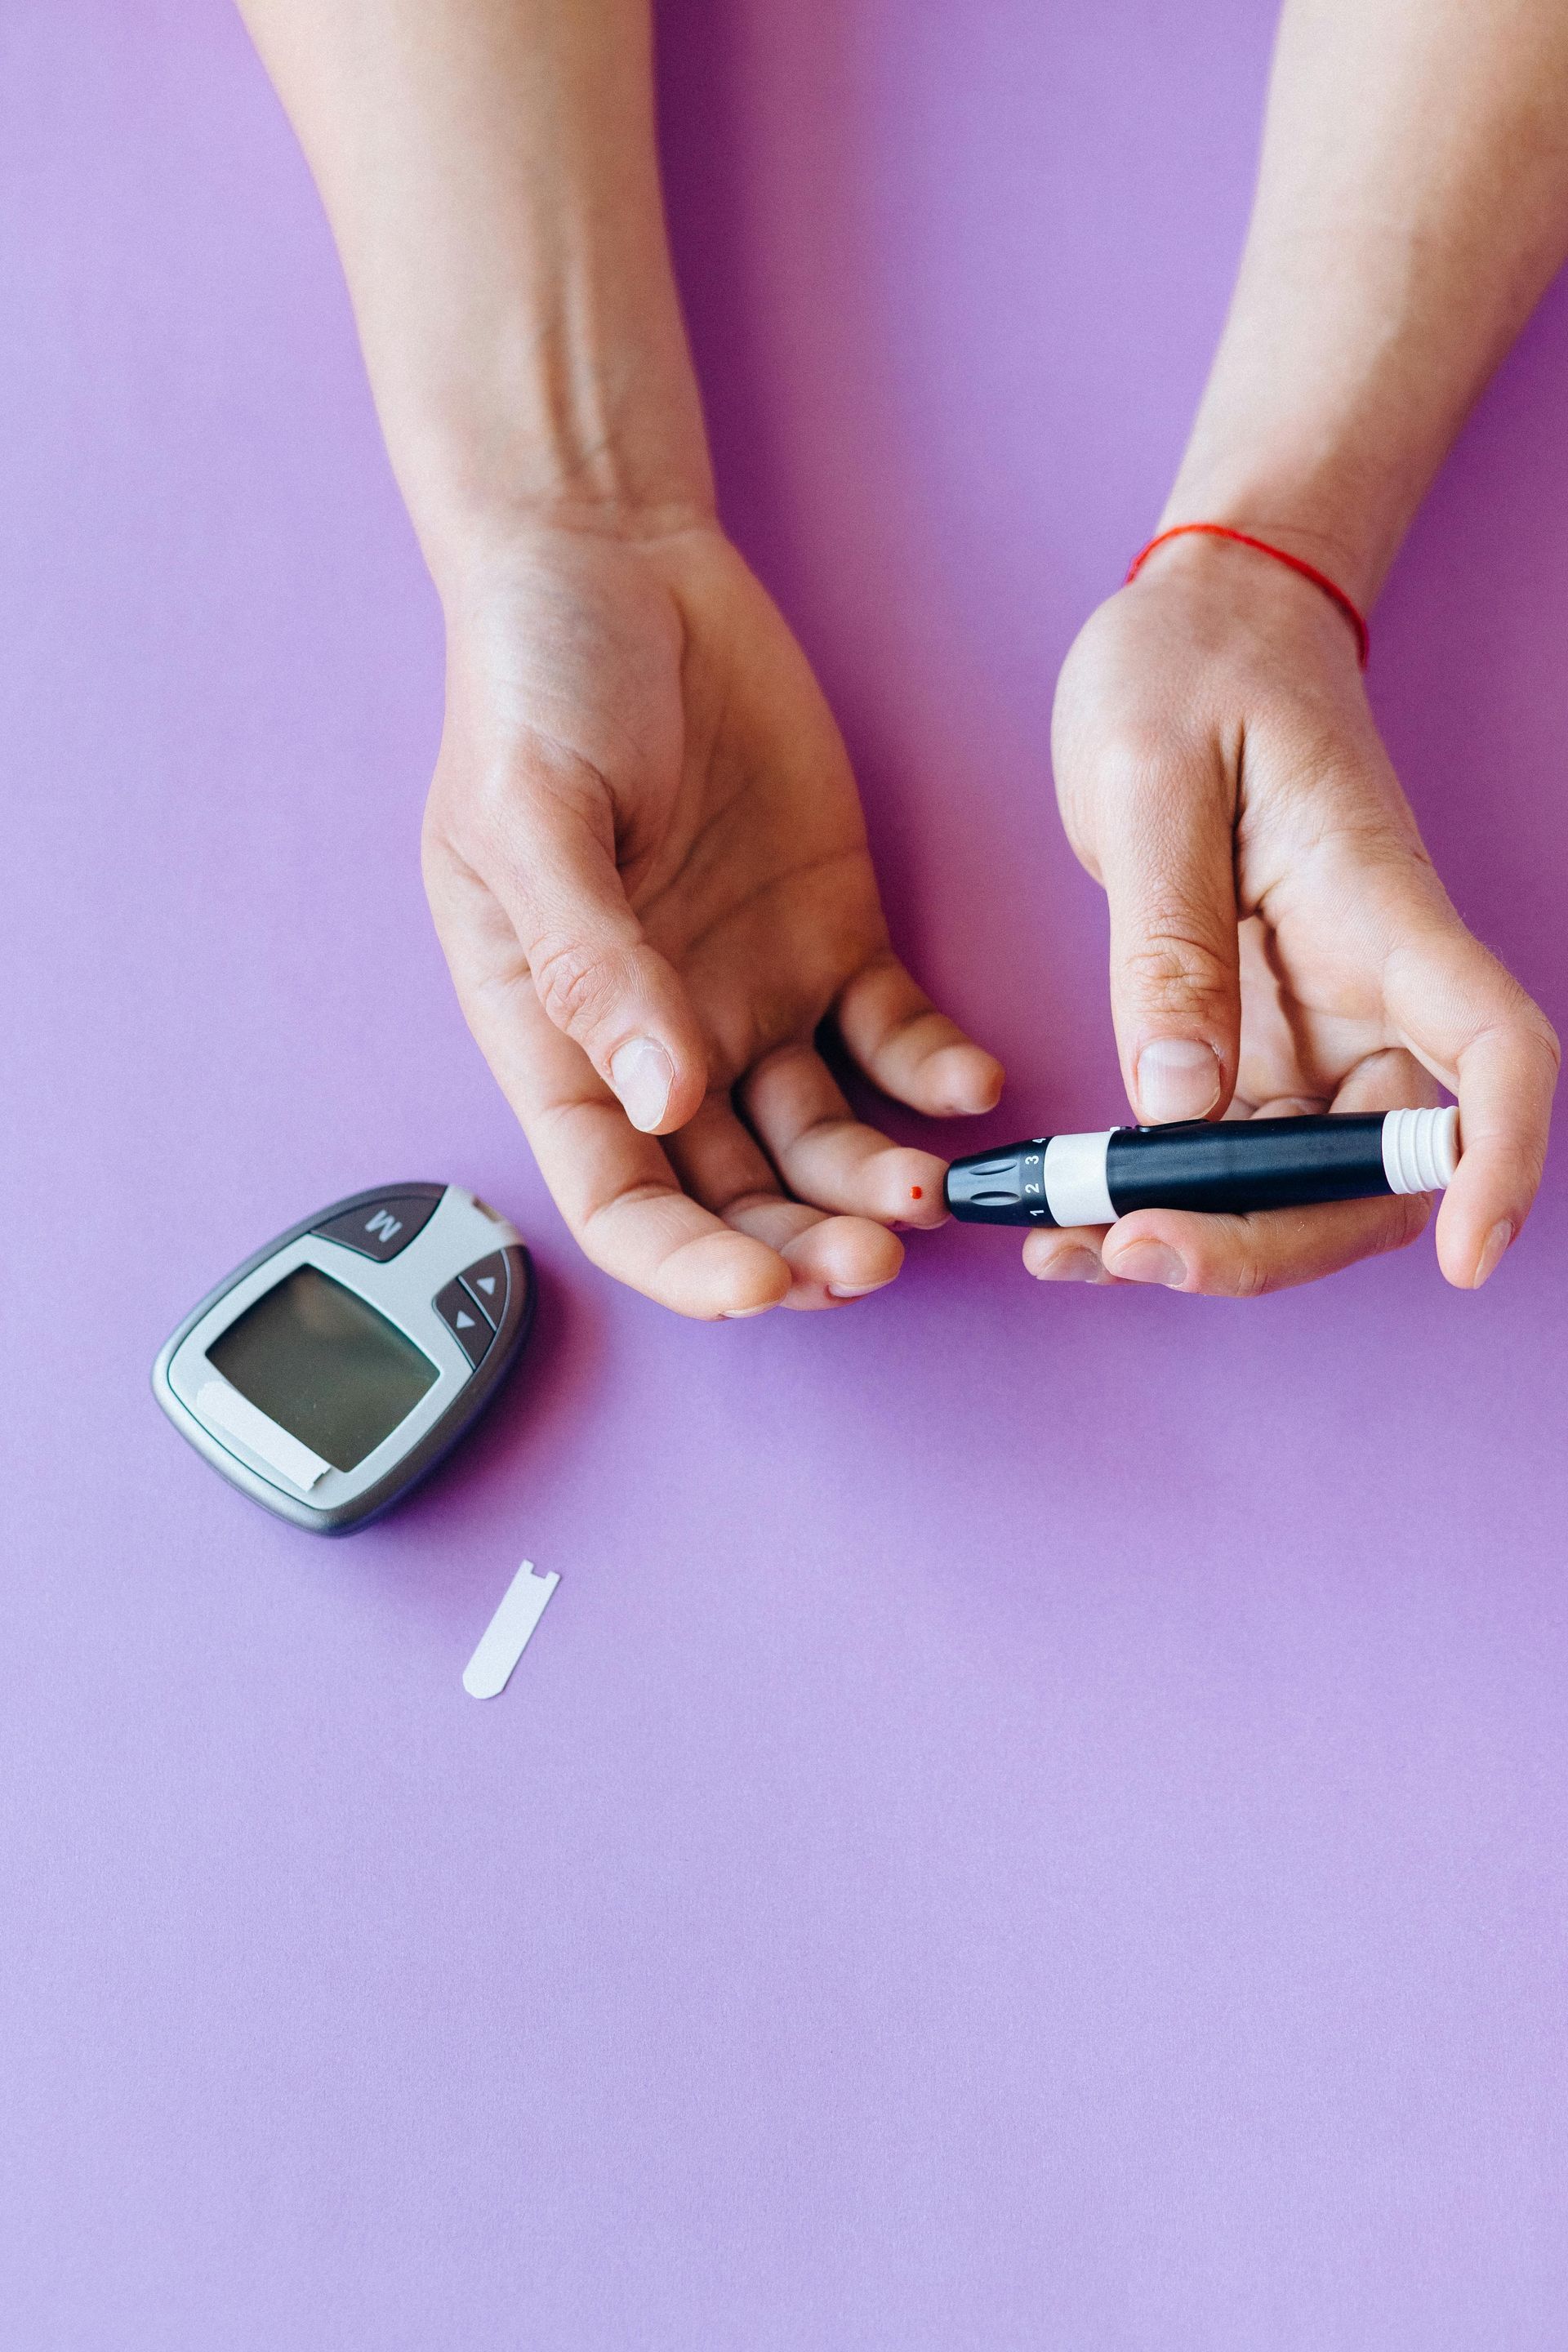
[434,1277,494,1368]
[458,1253,510,1330]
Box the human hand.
[1033,535,1557,1296]
[423,514,1003,1318]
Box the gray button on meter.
[151,1183,534,1533]
[434,1276,494,1368]
[313,1192,439,1262]
[459,1252,510,1325]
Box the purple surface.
[7,3,1568,2344]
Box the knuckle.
[1468,974,1561,1067]
[466,772,522,849]
[1088,730,1175,810]
[1189,1241,1267,1300]
[417,811,450,893]
[1227,1250,1271,1301]
[462,748,610,867]
[1118,929,1233,1019]
[1528,1010,1561,1076]
[531,936,629,1040]
[1055,732,1156,849]
[437,751,525,846]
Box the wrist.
[428,489,723,634]
[297,0,718,588]
[412,452,717,604]
[1129,523,1370,670]
[389,314,716,595]
[1154,459,1410,615]
[1116,523,1375,684]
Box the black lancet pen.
[944,1107,1459,1227]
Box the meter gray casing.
[151,1183,533,1534]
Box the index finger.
[438,877,791,1319]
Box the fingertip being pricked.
[869,1146,950,1227]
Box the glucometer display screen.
[207,1266,438,1473]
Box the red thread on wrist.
[1125,523,1370,668]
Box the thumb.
[1094,746,1241,1125]
[479,786,709,1136]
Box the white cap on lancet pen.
[1381,1105,1460,1196]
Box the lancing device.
[944,1105,1459,1227]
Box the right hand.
[422,510,1003,1320]
[1033,534,1557,1297]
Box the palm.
[603,535,894,1085]
[423,519,1000,1316]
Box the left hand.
[423,514,1004,1318]
[1030,534,1558,1297]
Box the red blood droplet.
[911,1185,924,1200]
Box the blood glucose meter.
[151,1183,534,1533]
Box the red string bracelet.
[1125,523,1370,668]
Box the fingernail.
[1108,1241,1186,1289]
[610,1037,673,1132]
[828,1278,895,1298]
[722,1303,774,1320]
[1135,1040,1222,1125]
[1031,1246,1105,1284]
[1474,1219,1513,1286]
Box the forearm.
[237,0,713,585]
[1164,0,1568,605]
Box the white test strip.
[196,1377,332,1492]
[463,1560,560,1699]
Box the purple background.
[7,3,1568,2344]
